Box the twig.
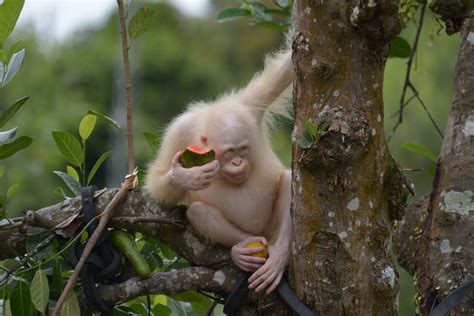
[111,216,184,228]
[206,297,221,316]
[388,1,444,142]
[0,234,55,285]
[52,173,137,316]
[117,0,136,174]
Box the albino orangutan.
[145,49,294,293]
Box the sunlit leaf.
[388,36,412,59]
[0,127,17,144]
[60,290,80,316]
[143,131,160,152]
[54,171,82,196]
[67,166,80,182]
[10,280,31,316]
[2,49,25,86]
[6,183,18,200]
[87,151,111,185]
[52,131,84,167]
[0,0,25,47]
[0,96,29,128]
[129,7,154,39]
[402,143,437,162]
[30,269,49,313]
[79,114,96,141]
[0,136,32,160]
[217,8,251,22]
[88,110,125,135]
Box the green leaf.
[60,290,80,316]
[10,280,31,316]
[87,151,111,185]
[4,299,12,316]
[388,36,412,59]
[0,96,29,128]
[6,39,24,62]
[54,171,82,196]
[0,127,16,144]
[6,183,18,200]
[79,114,97,141]
[88,110,125,135]
[298,132,312,149]
[217,8,251,22]
[171,291,211,316]
[30,268,49,313]
[66,166,80,182]
[402,143,437,162]
[0,0,25,47]
[0,49,4,63]
[129,7,154,39]
[0,136,32,160]
[51,131,84,167]
[2,49,25,86]
[53,186,70,199]
[160,242,177,260]
[0,163,4,177]
[143,131,160,152]
[153,304,172,316]
[299,118,317,139]
[52,259,62,294]
[256,21,286,33]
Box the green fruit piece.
[110,230,151,278]
[180,144,216,168]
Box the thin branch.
[408,83,444,138]
[97,266,236,305]
[117,0,136,174]
[52,173,137,316]
[388,2,443,142]
[111,216,184,228]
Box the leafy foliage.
[0,0,25,47]
[129,7,154,39]
[298,119,329,149]
[217,0,292,33]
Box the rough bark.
[412,10,474,315]
[290,1,410,315]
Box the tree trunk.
[413,6,473,315]
[291,1,410,314]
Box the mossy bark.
[413,10,474,315]
[290,1,410,315]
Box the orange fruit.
[245,241,269,258]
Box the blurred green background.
[0,1,460,315]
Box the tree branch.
[97,266,239,305]
[0,188,230,267]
